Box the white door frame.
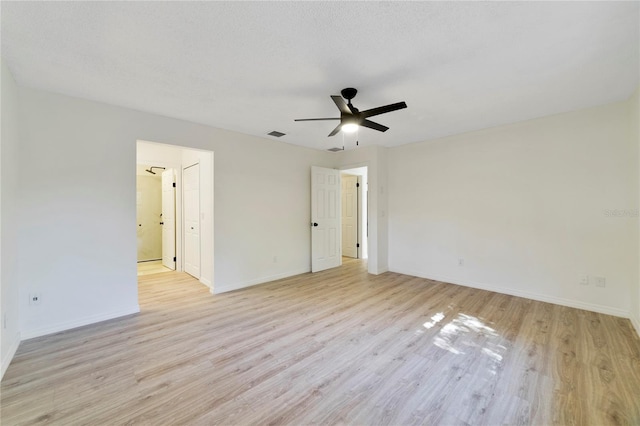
[356,175,363,259]
[161,168,177,270]
[341,173,358,259]
[183,162,201,279]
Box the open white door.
[161,169,176,270]
[341,174,358,258]
[183,164,201,278]
[311,166,341,272]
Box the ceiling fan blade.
[360,119,389,133]
[294,118,340,121]
[360,101,407,119]
[328,123,342,137]
[331,95,354,114]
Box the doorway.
[341,174,358,258]
[136,165,176,275]
[310,165,368,273]
[341,167,368,260]
[136,140,215,291]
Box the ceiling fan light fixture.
[341,123,359,133]
[294,88,407,137]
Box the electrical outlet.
[579,276,589,286]
[29,292,42,306]
[594,276,606,288]
[458,258,464,267]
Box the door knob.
[313,222,318,227]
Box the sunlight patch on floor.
[426,313,506,371]
[423,312,445,329]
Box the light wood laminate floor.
[2,259,639,425]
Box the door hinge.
[173,256,176,262]
[173,182,176,188]
[356,182,360,187]
[357,243,360,248]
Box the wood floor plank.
[2,258,639,425]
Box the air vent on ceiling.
[327,147,344,152]
[267,130,286,137]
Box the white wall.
[1,59,22,379]
[16,87,333,338]
[630,87,640,336]
[388,99,639,318]
[213,136,333,292]
[137,141,184,168]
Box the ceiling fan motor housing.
[341,112,360,125]
[341,87,358,101]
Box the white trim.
[1,331,21,381]
[390,268,630,318]
[213,268,310,294]
[21,305,140,340]
[631,313,640,339]
[200,277,212,288]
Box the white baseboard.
[631,313,640,339]
[200,277,212,289]
[214,268,310,294]
[1,331,21,382]
[21,305,140,340]
[390,268,629,319]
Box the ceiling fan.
[295,88,407,137]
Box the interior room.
[136,164,166,274]
[1,2,639,425]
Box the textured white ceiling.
[2,1,638,151]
